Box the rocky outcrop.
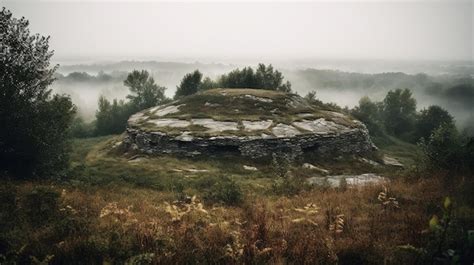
[123,88,376,158]
[124,120,375,158]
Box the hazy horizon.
[4,0,473,63]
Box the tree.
[95,96,133,136]
[174,70,203,99]
[200,76,219,90]
[418,123,473,173]
[255,63,291,92]
[382,88,417,137]
[352,96,384,136]
[219,63,292,92]
[0,8,76,178]
[124,70,167,111]
[416,105,455,141]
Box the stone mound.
[124,88,376,158]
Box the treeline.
[55,71,127,84]
[72,64,292,137]
[174,63,292,98]
[296,69,474,110]
[345,88,473,173]
[71,70,170,136]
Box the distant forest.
[54,67,474,125]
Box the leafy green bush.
[204,176,242,206]
[418,123,473,174]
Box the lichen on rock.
[123,88,376,158]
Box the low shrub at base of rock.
[204,177,243,206]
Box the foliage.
[172,64,292,98]
[95,70,171,136]
[270,152,310,196]
[424,197,467,264]
[174,70,203,99]
[416,105,455,141]
[351,96,385,136]
[0,8,76,178]
[219,63,292,92]
[95,96,134,135]
[200,76,219,90]
[124,70,167,111]
[204,176,243,206]
[382,88,417,138]
[23,187,61,226]
[69,116,96,138]
[418,123,473,174]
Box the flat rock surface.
[293,118,348,133]
[307,173,385,188]
[271,123,302,137]
[148,118,191,128]
[242,120,273,131]
[191,119,239,132]
[154,104,183,117]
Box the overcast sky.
[4,0,473,63]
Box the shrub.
[418,123,473,174]
[415,105,455,141]
[204,176,242,206]
[23,187,60,226]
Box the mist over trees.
[0,7,75,178]
[173,64,292,99]
[92,70,171,136]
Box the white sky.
[4,0,473,62]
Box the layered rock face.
[124,89,376,158]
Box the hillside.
[124,88,375,158]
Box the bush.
[69,116,96,138]
[204,176,242,206]
[415,105,455,141]
[419,123,473,174]
[23,187,60,227]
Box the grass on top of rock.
[134,88,359,134]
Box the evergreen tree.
[175,70,203,99]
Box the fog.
[49,60,473,135]
[3,0,473,130]
[5,1,472,62]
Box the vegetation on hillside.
[1,135,473,264]
[0,7,75,179]
[0,7,473,265]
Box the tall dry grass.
[0,175,455,264]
